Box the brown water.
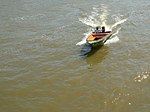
[0,0,150,112]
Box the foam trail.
[112,27,121,36]
[104,27,121,45]
[111,18,127,29]
[76,39,86,46]
[76,31,92,45]
[79,7,100,27]
[104,36,119,45]
[99,5,111,30]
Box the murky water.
[0,0,150,112]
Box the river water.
[0,0,150,112]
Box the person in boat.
[101,26,105,33]
[95,26,101,34]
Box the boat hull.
[86,33,112,47]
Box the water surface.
[0,0,150,112]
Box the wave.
[111,18,127,29]
[76,31,92,46]
[104,36,120,45]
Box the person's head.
[102,26,105,29]
[96,27,99,30]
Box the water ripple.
[134,71,150,83]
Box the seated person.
[101,26,105,33]
[95,27,101,34]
